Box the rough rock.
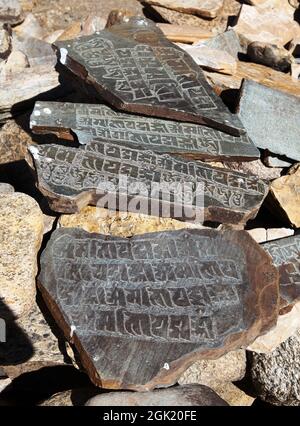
[269,164,300,227]
[39,387,100,406]
[0,183,14,194]
[139,0,224,19]
[0,192,44,319]
[86,385,229,406]
[247,42,293,72]
[178,350,246,387]
[238,80,300,162]
[0,28,11,60]
[195,29,244,58]
[213,382,255,406]
[0,0,23,25]
[13,13,46,39]
[179,44,237,75]
[38,227,279,390]
[59,207,208,237]
[1,50,29,74]
[248,301,300,353]
[264,154,294,168]
[232,4,300,46]
[249,329,300,405]
[0,120,34,164]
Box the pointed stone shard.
[53,17,245,136]
[30,102,259,161]
[262,235,300,308]
[237,80,300,161]
[85,384,229,406]
[138,0,224,19]
[38,227,279,390]
[26,142,268,224]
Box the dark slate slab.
[38,228,279,390]
[262,235,300,308]
[30,101,259,161]
[237,79,300,162]
[26,141,268,224]
[53,17,245,136]
[85,384,229,406]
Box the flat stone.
[204,60,300,98]
[213,382,255,406]
[266,228,294,241]
[178,350,246,387]
[264,154,294,168]
[179,44,237,75]
[0,183,14,193]
[247,228,267,243]
[139,0,224,19]
[59,207,208,237]
[0,193,44,319]
[247,301,300,353]
[0,28,11,60]
[237,80,300,161]
[30,101,259,161]
[86,384,228,406]
[249,329,300,405]
[195,29,244,58]
[247,42,293,72]
[232,4,300,46]
[147,0,241,34]
[269,164,300,227]
[0,0,23,25]
[13,13,46,40]
[54,17,245,136]
[0,300,67,378]
[11,34,56,67]
[38,227,279,390]
[0,120,34,164]
[26,142,269,225]
[291,63,300,80]
[262,235,300,307]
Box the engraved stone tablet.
[26,142,268,225]
[30,102,259,161]
[262,235,300,308]
[237,79,300,162]
[53,17,245,136]
[38,228,279,390]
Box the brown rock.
[59,207,208,237]
[247,42,293,72]
[54,17,245,135]
[139,0,224,19]
[269,164,300,227]
[105,9,134,28]
[178,350,246,387]
[0,193,44,319]
[232,4,300,46]
[0,120,33,164]
[86,385,229,406]
[38,227,279,390]
[213,382,255,406]
[156,23,213,43]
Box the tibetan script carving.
[262,235,300,308]
[53,17,245,136]
[30,102,259,161]
[38,228,279,390]
[26,142,268,224]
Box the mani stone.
[0,192,44,319]
[54,17,245,136]
[38,227,279,390]
[262,235,300,308]
[268,164,300,228]
[30,101,259,161]
[26,142,269,225]
[237,79,300,162]
[249,329,300,406]
[139,0,224,19]
[86,384,228,406]
[59,207,208,237]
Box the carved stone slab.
[30,102,259,161]
[53,17,245,136]
[139,0,224,19]
[26,142,268,224]
[38,228,279,390]
[262,235,300,308]
[237,79,300,162]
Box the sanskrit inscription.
[30,102,259,161]
[26,141,268,224]
[262,235,300,306]
[38,228,279,389]
[54,17,245,136]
